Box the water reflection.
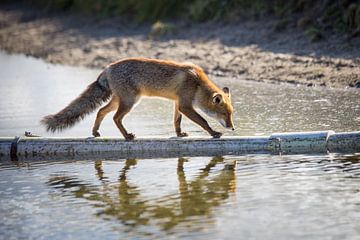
[1,154,360,239]
[47,157,236,233]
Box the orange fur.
[41,58,234,140]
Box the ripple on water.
[0,53,360,239]
[0,154,359,239]
[0,52,360,137]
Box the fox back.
[105,58,200,100]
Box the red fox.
[41,58,234,140]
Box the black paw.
[211,131,223,138]
[125,133,135,141]
[92,131,101,137]
[177,132,189,137]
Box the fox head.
[211,87,235,130]
[196,87,235,130]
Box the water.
[0,52,360,239]
[0,155,360,239]
[0,52,359,137]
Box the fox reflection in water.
[47,157,237,231]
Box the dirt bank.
[0,4,359,88]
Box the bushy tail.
[41,74,111,132]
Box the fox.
[41,58,235,140]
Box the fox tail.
[41,72,111,132]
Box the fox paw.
[177,132,189,137]
[125,133,135,141]
[211,131,223,138]
[92,131,101,137]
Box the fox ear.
[212,93,224,105]
[222,87,231,98]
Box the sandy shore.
[0,4,359,88]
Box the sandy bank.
[0,4,359,88]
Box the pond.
[0,52,359,138]
[1,155,360,239]
[0,52,359,239]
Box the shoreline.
[0,3,359,88]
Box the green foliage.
[297,17,312,29]
[343,3,360,31]
[305,25,323,42]
[26,0,74,11]
[24,0,188,20]
[22,0,360,33]
[112,0,188,22]
[190,0,217,22]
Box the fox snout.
[219,117,235,131]
[228,122,235,131]
[227,121,235,131]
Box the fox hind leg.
[174,102,188,137]
[92,97,118,137]
[113,96,138,140]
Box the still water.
[0,52,360,239]
[0,52,359,137]
[1,155,360,239]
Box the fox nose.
[226,124,234,130]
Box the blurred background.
[1,0,359,88]
[17,0,360,33]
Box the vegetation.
[23,0,360,34]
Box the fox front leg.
[174,103,188,137]
[178,104,222,138]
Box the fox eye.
[212,93,223,105]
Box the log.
[0,131,359,161]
